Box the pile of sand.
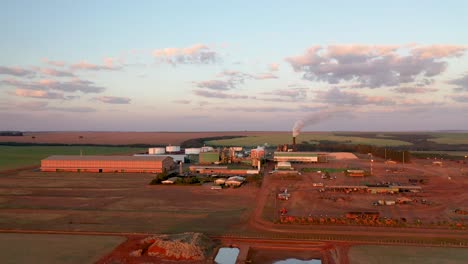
[142,232,215,261]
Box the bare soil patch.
[0,170,257,235]
[0,233,124,264]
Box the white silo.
[185,148,201,155]
[166,145,181,153]
[153,147,166,154]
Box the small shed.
[225,176,245,187]
[276,161,292,170]
[214,178,227,185]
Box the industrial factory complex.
[40,139,332,175]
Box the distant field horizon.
[0,131,467,148]
[3,130,468,133]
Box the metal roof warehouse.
[41,155,174,173]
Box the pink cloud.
[93,96,131,104]
[411,45,467,59]
[286,44,466,88]
[14,88,65,99]
[269,63,279,72]
[0,66,35,77]
[152,44,218,65]
[38,68,75,77]
[70,61,121,71]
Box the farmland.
[427,133,468,145]
[206,132,414,147]
[0,233,124,264]
[0,131,262,146]
[0,146,144,171]
[348,245,468,264]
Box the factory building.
[273,152,322,163]
[41,155,174,173]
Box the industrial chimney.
[292,136,296,151]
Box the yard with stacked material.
[262,158,468,226]
[0,171,256,234]
[0,146,144,171]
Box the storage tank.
[166,145,181,153]
[150,148,166,155]
[185,148,201,155]
[200,146,214,153]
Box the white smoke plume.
[292,108,344,137]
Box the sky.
[1,0,468,132]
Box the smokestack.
[293,136,296,151]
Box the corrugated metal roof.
[43,155,171,161]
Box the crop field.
[412,151,468,157]
[0,233,124,264]
[0,146,144,171]
[427,133,468,145]
[206,132,414,147]
[0,171,257,235]
[0,131,265,145]
[348,245,468,264]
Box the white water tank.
[149,147,165,154]
[185,148,201,155]
[200,146,214,152]
[166,145,181,153]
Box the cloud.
[449,94,468,103]
[254,73,278,80]
[70,60,121,71]
[195,80,236,90]
[217,106,297,112]
[0,66,35,77]
[38,68,75,77]
[264,88,308,100]
[94,96,131,104]
[17,101,95,112]
[314,87,395,106]
[173,99,191,104]
[193,89,248,99]
[448,74,468,92]
[1,78,105,93]
[411,45,467,59]
[219,70,278,81]
[152,44,218,65]
[392,87,438,94]
[13,88,65,99]
[269,63,279,71]
[286,44,467,88]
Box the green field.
[427,133,468,145]
[0,233,124,264]
[349,245,468,264]
[0,146,144,171]
[205,133,413,147]
[412,151,468,157]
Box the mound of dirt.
[142,232,215,261]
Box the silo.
[185,148,201,155]
[153,147,166,154]
[166,145,181,153]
